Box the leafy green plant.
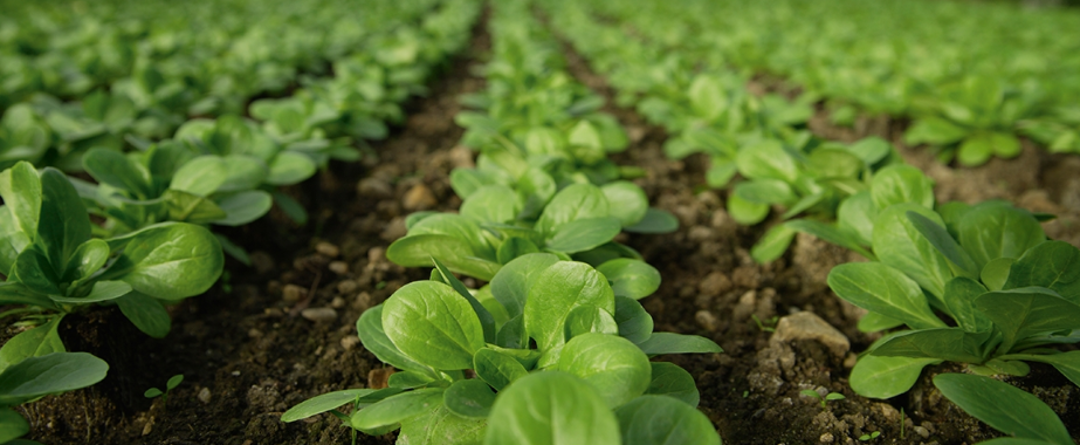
[145,374,184,406]
[0,352,109,444]
[934,373,1074,445]
[858,431,881,441]
[0,161,223,362]
[800,389,845,409]
[282,255,721,444]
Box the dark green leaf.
[827,262,945,329]
[975,287,1080,353]
[473,348,528,391]
[645,362,700,407]
[1004,241,1080,302]
[906,211,979,279]
[116,292,171,338]
[545,217,622,254]
[933,373,1071,444]
[615,395,720,445]
[623,208,679,234]
[0,352,108,406]
[958,204,1045,271]
[636,332,722,355]
[443,379,495,418]
[870,328,986,363]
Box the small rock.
[695,310,719,332]
[921,421,936,434]
[403,184,437,210]
[328,261,349,275]
[358,177,392,197]
[380,217,408,241]
[876,403,901,422]
[197,387,212,404]
[301,307,338,322]
[368,368,394,389]
[731,266,761,288]
[142,416,155,436]
[732,290,757,322]
[353,292,373,311]
[247,329,263,338]
[368,247,387,268]
[843,353,858,369]
[340,335,360,350]
[330,297,345,309]
[819,432,834,444]
[448,145,475,168]
[688,225,713,242]
[913,426,930,439]
[699,272,733,296]
[337,280,359,294]
[770,311,851,358]
[282,284,306,302]
[316,242,340,258]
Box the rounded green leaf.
[958,204,1045,271]
[524,261,615,351]
[735,139,798,183]
[1004,241,1080,300]
[443,379,496,419]
[646,362,700,407]
[623,208,679,234]
[564,305,619,340]
[473,348,528,391]
[545,217,622,254]
[557,333,651,408]
[266,152,317,186]
[614,296,653,345]
[460,185,519,224]
[615,395,720,445]
[535,183,610,236]
[356,305,434,376]
[82,148,151,197]
[351,388,444,431]
[212,190,273,226]
[382,281,485,370]
[103,223,223,301]
[750,224,797,264]
[170,155,227,196]
[217,154,268,193]
[490,253,560,319]
[873,204,954,299]
[869,165,934,211]
[597,258,661,300]
[727,194,769,226]
[849,355,938,399]
[484,371,621,445]
[601,181,648,227]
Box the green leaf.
[11,246,60,295]
[933,373,1072,444]
[601,181,649,227]
[0,352,108,406]
[266,152,317,186]
[163,190,228,224]
[546,217,622,254]
[355,305,435,376]
[636,333,722,355]
[943,277,993,333]
[906,211,979,279]
[596,258,661,300]
[82,148,151,197]
[857,312,904,333]
[281,388,380,422]
[397,401,487,445]
[786,219,875,260]
[957,134,994,166]
[981,258,1016,292]
[0,317,64,373]
[827,262,945,329]
[443,379,495,418]
[430,258,496,344]
[688,75,726,121]
[849,355,939,399]
[614,296,653,345]
[101,223,223,301]
[873,204,954,300]
[846,137,892,165]
[37,168,92,272]
[450,168,500,200]
[0,162,41,240]
[727,194,769,226]
[497,237,540,264]
[60,239,109,284]
[116,292,171,338]
[402,213,497,262]
[516,167,557,220]
[645,362,700,407]
[623,208,679,234]
[211,190,273,226]
[535,184,610,237]
[975,287,1080,353]
[524,261,615,352]
[170,155,226,196]
[271,191,308,225]
[870,328,986,363]
[958,203,1045,271]
[615,395,721,445]
[808,148,864,180]
[473,348,528,391]
[350,388,444,431]
[0,407,29,444]
[217,155,269,193]
[751,224,797,264]
[49,280,131,303]
[484,371,621,445]
[1004,241,1080,301]
[736,139,798,183]
[733,179,797,205]
[870,165,934,211]
[489,253,560,320]
[705,160,738,188]
[564,305,619,340]
[387,234,501,282]
[382,281,485,370]
[0,282,54,309]
[388,371,437,390]
[837,190,877,246]
[460,185,519,224]
[1020,351,1080,388]
[904,116,968,146]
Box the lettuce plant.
[825,197,1079,440]
[0,352,109,444]
[282,256,721,444]
[0,161,223,358]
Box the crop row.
[279,1,729,443]
[544,0,1080,443]
[0,0,481,442]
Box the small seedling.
[751,314,778,333]
[859,431,881,441]
[145,374,184,406]
[800,389,845,409]
[900,408,905,439]
[742,390,749,398]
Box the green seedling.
[858,431,881,441]
[752,314,778,333]
[145,374,184,406]
[800,389,845,409]
[282,254,722,444]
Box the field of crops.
[2,0,1080,444]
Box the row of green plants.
[0,0,450,172]
[281,1,723,444]
[546,1,1080,443]
[0,1,483,442]
[577,0,1080,164]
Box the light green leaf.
[849,355,939,399]
[484,371,621,445]
[827,262,945,329]
[382,281,485,370]
[615,395,720,445]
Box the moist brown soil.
[12,9,1080,446]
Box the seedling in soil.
[145,374,185,406]
[859,431,881,441]
[800,389,845,409]
[752,314,778,333]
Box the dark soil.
[12,7,1080,446]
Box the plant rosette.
[282,255,722,444]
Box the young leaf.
[266,152,317,186]
[355,305,435,376]
[869,328,986,363]
[37,168,92,271]
[49,280,131,303]
[734,179,797,205]
[211,191,274,226]
[116,292,171,338]
[387,234,501,282]
[217,154,269,193]
[933,373,1072,444]
[837,190,877,246]
[1020,351,1080,388]
[596,258,661,300]
[785,219,875,260]
[484,371,621,445]
[735,139,798,183]
[496,237,540,264]
[524,261,615,351]
[0,162,41,238]
[635,332,722,355]
[100,223,223,301]
[751,223,797,264]
[163,190,228,224]
[82,148,152,198]
[980,258,1015,292]
[646,362,700,407]
[601,181,649,227]
[443,379,496,419]
[943,277,993,333]
[906,211,979,279]
[382,281,486,371]
[0,317,64,373]
[623,207,679,234]
[1004,241,1080,302]
[869,165,934,211]
[430,258,496,344]
[615,395,721,445]
[557,333,651,408]
[350,388,444,431]
[489,253,559,319]
[849,355,939,399]
[535,183,610,236]
[0,352,109,406]
[397,400,487,445]
[827,262,946,330]
[975,287,1080,353]
[473,348,528,391]
[281,388,381,422]
[170,156,227,196]
[958,204,1045,270]
[727,194,769,226]
[460,185,519,224]
[545,217,622,254]
[614,296,654,345]
[872,204,955,300]
[857,312,904,333]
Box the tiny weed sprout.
[752,314,778,333]
[145,374,185,405]
[859,431,881,441]
[800,389,845,409]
